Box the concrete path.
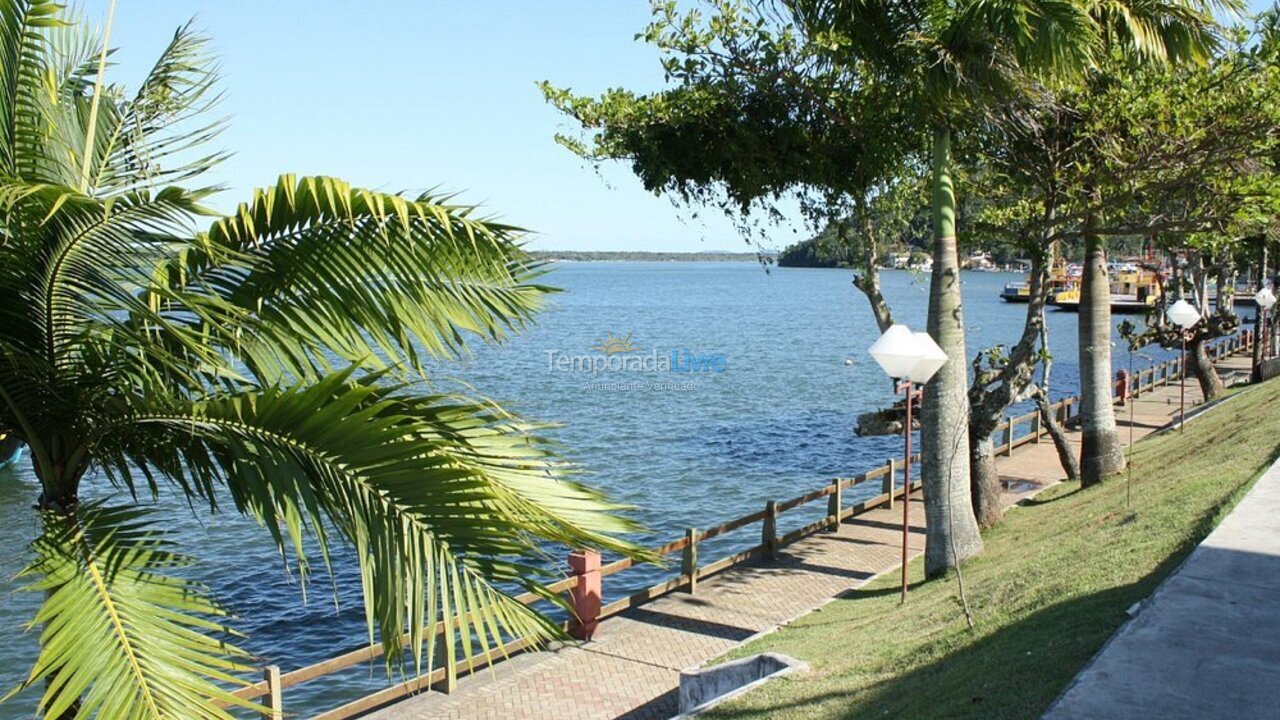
[1043,432,1280,719]
[367,356,1250,720]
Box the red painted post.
[568,550,601,641]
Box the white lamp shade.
[1256,287,1277,310]
[868,324,921,379]
[1166,299,1200,330]
[909,331,948,383]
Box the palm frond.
[10,503,254,720]
[96,370,642,675]
[88,20,228,195]
[1,9,641,716]
[0,0,69,180]
[1090,0,1235,64]
[173,175,553,381]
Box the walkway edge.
[1041,406,1280,719]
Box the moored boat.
[1001,257,1080,303]
[1048,263,1163,314]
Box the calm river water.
[0,263,1176,716]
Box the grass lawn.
[710,379,1280,720]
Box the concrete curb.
[1041,437,1280,718]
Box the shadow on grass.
[705,576,1172,720]
[1019,484,1083,507]
[707,445,1280,720]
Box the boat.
[1048,263,1163,314]
[0,432,23,470]
[1000,253,1080,303]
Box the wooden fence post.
[1032,412,1041,443]
[762,500,778,560]
[827,479,843,530]
[883,459,895,510]
[568,550,602,641]
[682,528,698,594]
[1003,419,1014,456]
[264,665,282,720]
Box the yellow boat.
[1049,265,1163,314]
[1000,251,1080,303]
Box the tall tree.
[1080,40,1280,414]
[1068,4,1239,484]
[546,0,1091,575]
[0,5,637,718]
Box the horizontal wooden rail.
[230,332,1251,718]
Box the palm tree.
[1074,2,1236,486]
[0,3,636,717]
[787,0,1104,575]
[787,0,1231,568]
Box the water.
[0,263,1181,716]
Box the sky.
[78,1,1277,253]
[70,1,785,253]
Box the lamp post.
[869,324,947,603]
[1167,299,1200,431]
[1256,287,1276,365]
[1127,350,1154,510]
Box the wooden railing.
[230,330,1253,719]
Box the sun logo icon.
[592,331,637,355]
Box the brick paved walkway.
[367,356,1251,720]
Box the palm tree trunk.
[921,126,983,577]
[1078,202,1125,486]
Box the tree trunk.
[921,126,983,577]
[850,201,894,333]
[965,245,1052,530]
[1253,240,1268,383]
[1034,389,1079,481]
[968,434,1003,529]
[1188,334,1225,400]
[1077,202,1125,486]
[1035,292,1080,482]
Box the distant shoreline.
[532,250,773,262]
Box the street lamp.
[1127,350,1154,510]
[1256,287,1276,363]
[869,324,947,603]
[1166,299,1200,431]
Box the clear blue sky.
[79,1,781,253]
[81,1,1275,252]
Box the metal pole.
[1265,308,1271,362]
[1180,333,1187,432]
[1128,351,1134,509]
[901,380,912,604]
